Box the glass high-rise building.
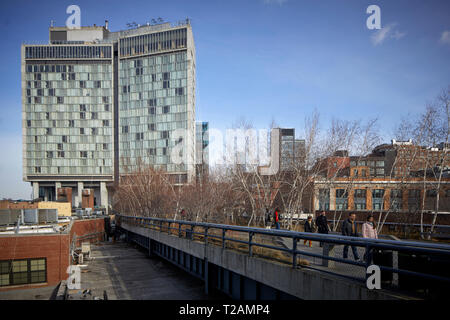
[22,20,196,211]
[195,122,209,180]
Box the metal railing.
[116,214,450,297]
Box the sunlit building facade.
[22,20,196,210]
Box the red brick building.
[0,218,105,291]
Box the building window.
[92,128,97,135]
[104,104,110,112]
[0,258,47,287]
[163,106,169,114]
[354,189,366,210]
[390,189,402,211]
[376,161,385,167]
[148,99,157,107]
[318,189,330,211]
[161,131,169,139]
[175,87,184,95]
[91,112,98,120]
[102,97,109,103]
[408,189,421,212]
[80,151,88,158]
[94,81,101,88]
[62,136,67,143]
[57,97,64,104]
[148,123,155,131]
[136,133,144,140]
[163,80,170,89]
[68,120,75,127]
[27,120,31,127]
[46,151,53,158]
[372,189,384,210]
[80,104,86,111]
[58,151,65,158]
[80,128,85,135]
[335,189,348,210]
[122,126,129,133]
[103,120,109,127]
[149,107,156,115]
[80,112,86,119]
[103,143,108,150]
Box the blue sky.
[0,0,449,199]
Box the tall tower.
[21,19,196,210]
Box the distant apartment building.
[22,19,197,211]
[195,122,209,180]
[309,139,450,214]
[259,128,306,175]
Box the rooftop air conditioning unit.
[24,209,38,224]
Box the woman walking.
[362,215,378,263]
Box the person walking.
[265,208,271,228]
[303,216,316,247]
[273,208,280,230]
[341,213,360,261]
[362,215,378,263]
[315,211,330,247]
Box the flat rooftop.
[66,241,224,300]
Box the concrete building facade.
[22,20,196,211]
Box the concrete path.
[66,241,222,300]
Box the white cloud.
[263,0,288,5]
[392,30,406,40]
[371,23,406,46]
[440,30,450,45]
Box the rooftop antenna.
[157,17,163,23]
[151,19,157,24]
[50,20,55,27]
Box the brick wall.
[70,218,105,247]
[0,234,70,290]
[0,218,105,291]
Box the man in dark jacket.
[315,211,329,247]
[303,216,315,247]
[265,208,271,227]
[341,213,360,261]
